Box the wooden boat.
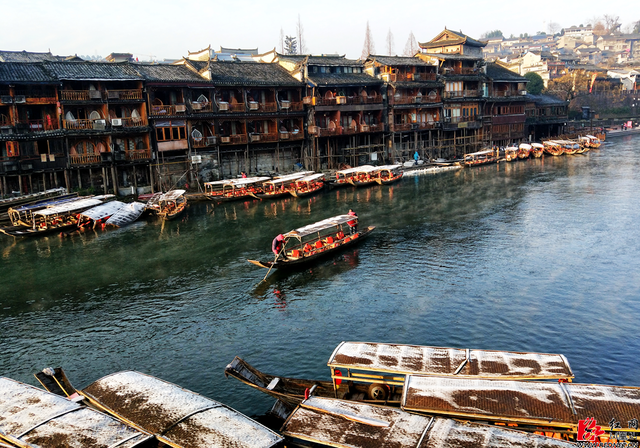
[147,189,187,220]
[77,200,126,230]
[331,166,375,188]
[518,143,532,159]
[463,149,497,166]
[257,173,308,199]
[0,187,68,215]
[374,164,403,185]
[106,201,146,227]
[290,173,325,198]
[7,193,80,227]
[281,397,576,448]
[204,176,270,201]
[0,376,152,448]
[543,140,564,156]
[504,145,519,162]
[225,341,574,409]
[247,215,375,270]
[346,165,379,187]
[578,134,599,151]
[401,374,640,442]
[558,139,580,155]
[530,142,544,158]
[35,368,283,448]
[1,197,109,238]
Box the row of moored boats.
[1,341,635,448]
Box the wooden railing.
[443,90,480,99]
[60,90,103,101]
[250,133,279,142]
[17,119,59,132]
[63,119,95,130]
[318,127,342,137]
[151,104,177,115]
[191,102,215,113]
[122,117,147,127]
[229,103,245,112]
[107,89,143,100]
[126,149,151,160]
[342,126,359,135]
[443,67,477,75]
[392,123,412,132]
[220,134,248,144]
[70,153,102,165]
[192,136,218,148]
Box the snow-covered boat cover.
[160,189,186,201]
[263,172,307,185]
[205,176,270,187]
[0,377,150,448]
[82,370,283,448]
[282,396,576,448]
[284,215,353,239]
[296,173,325,183]
[33,198,104,217]
[402,375,640,430]
[336,165,376,175]
[327,342,573,379]
[106,202,146,227]
[79,201,125,221]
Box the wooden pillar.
[64,169,70,192]
[18,175,22,194]
[1,175,5,197]
[149,165,155,193]
[77,169,82,190]
[101,167,108,194]
[111,166,117,196]
[42,173,47,191]
[133,165,138,192]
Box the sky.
[2,0,638,61]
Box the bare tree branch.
[386,29,395,55]
[296,15,306,54]
[361,21,375,59]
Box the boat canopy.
[205,176,270,188]
[33,198,104,217]
[0,377,150,448]
[336,165,376,175]
[402,375,640,431]
[160,189,185,201]
[327,342,574,380]
[82,371,283,448]
[10,195,80,213]
[282,396,575,448]
[274,170,314,179]
[106,202,146,227]
[375,164,402,171]
[531,143,544,148]
[264,173,307,185]
[465,149,494,156]
[296,173,325,183]
[519,143,532,150]
[586,134,598,139]
[284,214,354,239]
[79,201,125,221]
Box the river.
[1,135,640,418]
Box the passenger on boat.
[303,243,313,253]
[347,209,358,235]
[336,231,345,240]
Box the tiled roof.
[207,61,301,86]
[367,55,434,67]
[421,53,483,61]
[0,62,58,83]
[485,63,527,82]
[279,54,362,67]
[308,72,383,87]
[420,29,486,49]
[525,93,567,105]
[134,63,208,83]
[0,50,60,62]
[43,61,142,80]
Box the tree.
[386,29,395,56]
[284,36,297,55]
[603,14,620,33]
[279,28,284,54]
[403,31,419,56]
[633,20,640,34]
[593,21,606,36]
[546,70,591,101]
[361,21,375,59]
[524,72,544,95]
[296,15,306,54]
[547,21,561,35]
[481,30,503,39]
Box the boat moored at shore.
[204,176,270,202]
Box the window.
[156,120,186,141]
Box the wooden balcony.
[229,103,245,112]
[60,90,103,101]
[392,123,412,132]
[16,119,59,132]
[318,126,342,137]
[280,101,303,111]
[70,153,102,165]
[15,90,57,103]
[64,119,96,130]
[125,149,151,160]
[249,133,279,143]
[107,89,143,101]
[121,117,146,127]
[342,126,359,135]
[443,90,481,99]
[220,134,248,145]
[150,104,186,115]
[443,67,477,75]
[192,135,218,148]
[191,102,215,113]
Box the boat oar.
[262,244,286,282]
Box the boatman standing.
[272,234,287,259]
[347,209,358,235]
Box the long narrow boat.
[518,143,532,159]
[290,173,325,198]
[225,341,574,409]
[281,397,576,448]
[1,197,109,238]
[504,145,518,162]
[257,173,308,199]
[0,187,68,214]
[401,374,640,442]
[543,141,564,156]
[558,139,580,155]
[374,165,403,185]
[346,165,379,187]
[106,202,146,227]
[247,215,375,270]
[204,176,270,201]
[463,149,497,166]
[0,376,152,448]
[331,166,375,188]
[77,200,126,230]
[35,368,283,448]
[531,142,544,158]
[7,193,79,227]
[146,190,187,220]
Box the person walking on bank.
[347,209,358,235]
[414,151,419,165]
